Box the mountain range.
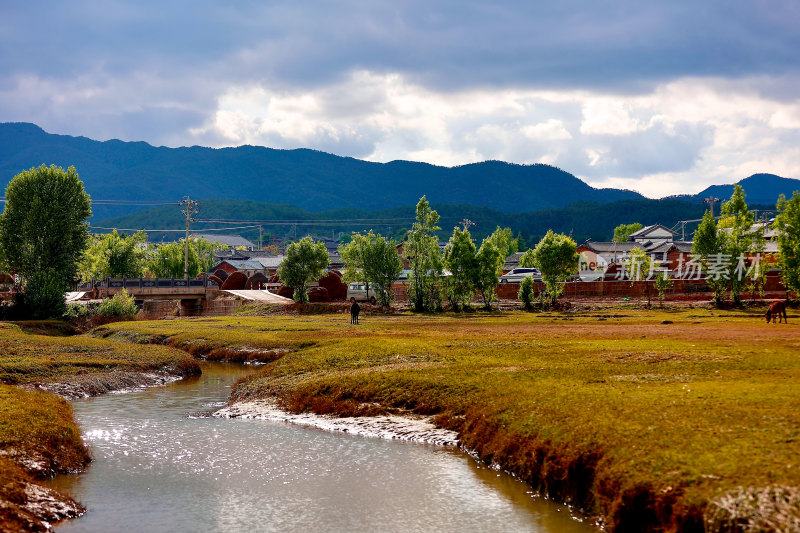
[1,122,798,242]
[2,122,643,220]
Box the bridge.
[77,277,221,302]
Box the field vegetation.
[0,321,199,530]
[96,309,800,532]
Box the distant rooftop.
[195,234,256,250]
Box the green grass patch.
[0,322,199,384]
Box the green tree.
[692,210,727,306]
[278,237,329,303]
[146,237,224,278]
[773,191,800,295]
[612,222,643,243]
[482,226,518,259]
[339,231,403,306]
[623,247,656,307]
[0,164,91,318]
[79,230,148,279]
[403,197,443,312]
[518,276,535,310]
[530,230,578,306]
[443,227,476,310]
[194,237,227,274]
[518,249,536,269]
[472,240,502,310]
[719,185,763,305]
[654,271,674,303]
[148,240,201,278]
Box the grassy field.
[0,321,199,531]
[96,308,800,532]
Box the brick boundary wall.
[392,271,787,303]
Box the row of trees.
[341,196,580,312]
[79,230,225,280]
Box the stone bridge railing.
[77,277,219,292]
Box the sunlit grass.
[98,309,800,531]
[0,322,197,384]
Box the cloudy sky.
[2,1,799,197]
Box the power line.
[195,217,417,224]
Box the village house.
[578,224,694,279]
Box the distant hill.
[97,197,770,246]
[0,122,643,220]
[667,173,800,207]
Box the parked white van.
[346,282,378,304]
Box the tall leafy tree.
[278,237,329,303]
[443,226,476,310]
[612,223,643,243]
[148,240,201,278]
[403,197,443,312]
[145,237,223,278]
[718,185,763,304]
[363,235,404,307]
[0,164,91,318]
[692,210,727,306]
[773,191,800,296]
[79,230,148,279]
[518,249,536,269]
[530,230,578,306]
[482,226,518,259]
[193,237,227,274]
[472,240,503,310]
[339,230,403,306]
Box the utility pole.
[460,218,475,231]
[703,196,721,217]
[259,225,263,250]
[179,196,199,280]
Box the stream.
[49,362,597,532]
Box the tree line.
[2,164,799,318]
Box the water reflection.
[51,363,595,533]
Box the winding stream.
[50,363,596,532]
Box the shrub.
[518,276,535,310]
[64,302,93,319]
[20,271,68,319]
[654,271,673,302]
[98,289,138,317]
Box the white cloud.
[3,66,798,200]
[580,99,641,136]
[522,119,572,141]
[186,72,799,198]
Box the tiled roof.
[216,259,265,271]
[254,256,285,269]
[580,241,638,253]
[195,234,256,249]
[628,224,677,239]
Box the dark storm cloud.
[3,1,799,92]
[1,0,798,196]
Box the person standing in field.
[350,298,360,325]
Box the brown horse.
[765,300,788,324]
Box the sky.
[1,1,799,198]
